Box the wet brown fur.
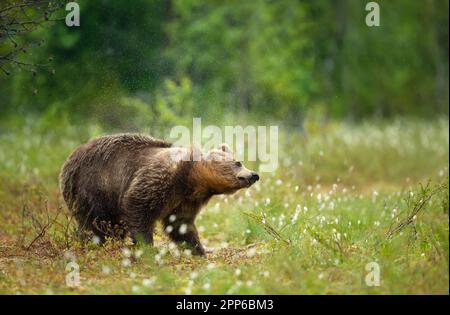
[59,134,256,255]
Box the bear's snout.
[250,172,259,183]
[238,171,259,187]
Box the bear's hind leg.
[129,223,155,245]
[163,216,205,256]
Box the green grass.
[0,118,448,294]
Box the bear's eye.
[235,161,242,167]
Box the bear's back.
[60,134,172,212]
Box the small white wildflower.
[142,278,154,287]
[275,179,283,186]
[129,272,136,279]
[134,249,143,259]
[101,266,111,275]
[190,271,198,279]
[131,285,140,293]
[246,280,253,287]
[203,282,211,290]
[169,214,177,222]
[179,224,188,235]
[247,248,257,257]
[168,242,177,250]
[92,235,101,245]
[122,258,131,267]
[122,248,132,257]
[263,271,270,277]
[265,198,271,206]
[207,263,215,270]
[184,249,192,257]
[295,185,299,192]
[235,268,241,276]
[165,225,173,233]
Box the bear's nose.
[250,172,259,182]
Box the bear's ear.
[220,143,232,154]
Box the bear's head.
[194,144,259,195]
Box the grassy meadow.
[0,118,448,294]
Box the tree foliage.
[1,0,448,127]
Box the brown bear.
[59,134,259,255]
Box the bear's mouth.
[237,176,258,188]
[238,177,251,187]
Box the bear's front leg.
[163,217,205,256]
[122,190,160,246]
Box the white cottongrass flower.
[122,248,132,257]
[131,285,140,293]
[203,282,211,290]
[142,278,154,287]
[122,258,131,267]
[179,224,188,235]
[134,249,143,259]
[246,248,257,257]
[92,235,101,245]
[101,266,111,275]
[291,205,301,224]
[165,225,173,233]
